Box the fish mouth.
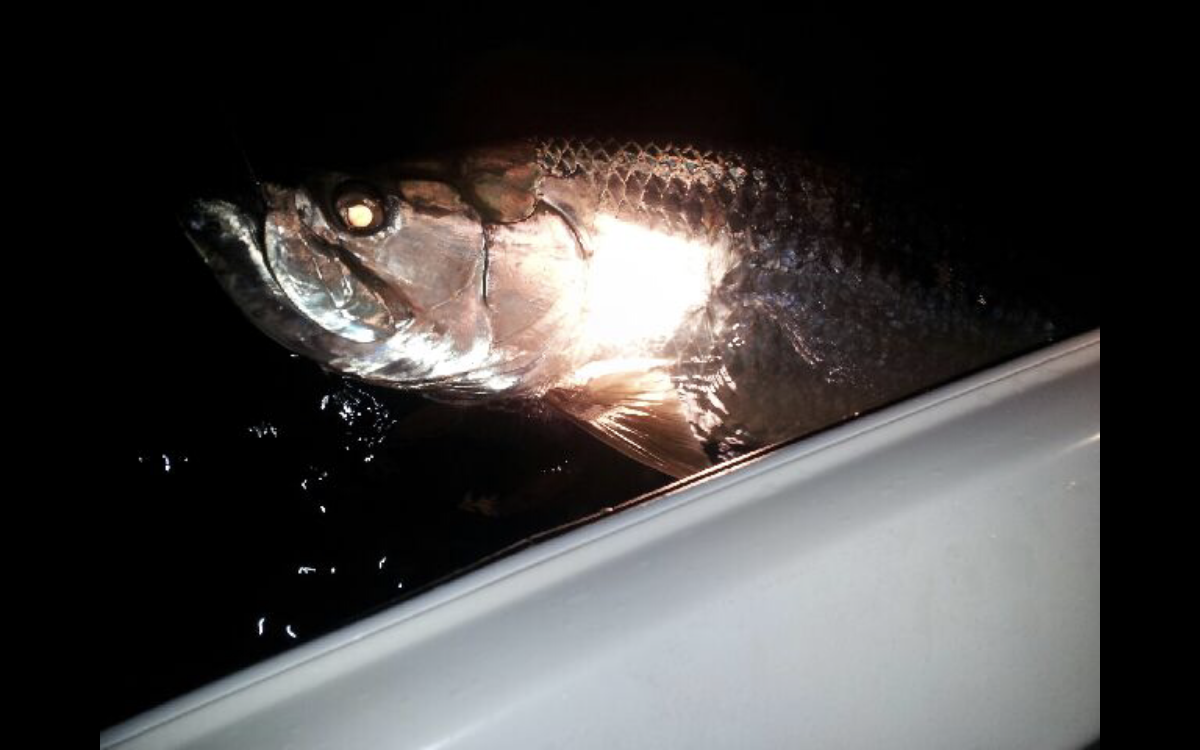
[181,198,277,301]
[182,198,379,364]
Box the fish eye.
[332,182,387,234]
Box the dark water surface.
[108,259,671,724]
[105,22,1098,730]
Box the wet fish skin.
[532,138,1054,464]
[186,137,1056,477]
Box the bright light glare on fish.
[580,215,726,351]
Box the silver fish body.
[186,138,1055,477]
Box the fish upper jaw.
[262,195,403,345]
[182,199,382,367]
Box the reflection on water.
[105,281,670,726]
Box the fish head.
[184,171,583,396]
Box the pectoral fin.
[546,361,710,479]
